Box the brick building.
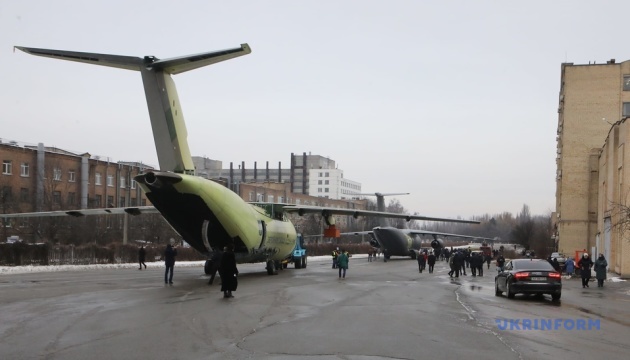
[556,58,630,276]
[1,140,152,242]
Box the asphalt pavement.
[0,255,628,360]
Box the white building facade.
[308,168,361,200]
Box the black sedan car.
[495,259,562,301]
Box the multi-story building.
[1,140,152,241]
[597,118,630,277]
[555,59,627,256]
[308,168,361,200]
[198,152,361,198]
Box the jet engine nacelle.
[430,238,444,250]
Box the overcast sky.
[2,1,628,219]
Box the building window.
[69,171,76,182]
[278,196,284,203]
[325,188,329,193]
[21,163,29,177]
[319,172,323,177]
[107,175,113,187]
[20,188,29,202]
[53,191,61,205]
[624,75,630,91]
[2,186,12,201]
[325,172,329,177]
[107,195,114,207]
[95,172,102,185]
[2,160,12,175]
[141,199,147,206]
[318,180,322,185]
[624,102,630,117]
[120,176,126,189]
[68,192,76,205]
[119,196,125,207]
[249,191,254,201]
[94,195,102,208]
[325,180,329,185]
[131,180,136,189]
[267,195,274,203]
[318,188,322,192]
[53,168,62,181]
[131,198,137,206]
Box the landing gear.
[266,260,278,275]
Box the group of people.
[416,250,436,273]
[575,253,608,288]
[447,249,493,278]
[140,242,240,298]
[142,244,612,298]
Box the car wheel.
[551,293,561,301]
[506,281,515,299]
[495,281,502,296]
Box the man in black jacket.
[164,244,177,285]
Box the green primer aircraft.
[4,44,479,275]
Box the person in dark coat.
[496,255,505,272]
[577,253,593,288]
[485,254,492,269]
[164,244,177,284]
[551,258,561,272]
[207,249,223,285]
[417,251,427,273]
[594,254,608,288]
[219,244,238,298]
[427,251,436,274]
[138,246,147,270]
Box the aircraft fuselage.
[135,171,297,263]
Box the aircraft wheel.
[266,260,277,275]
[295,256,302,269]
[301,256,307,268]
[410,251,417,260]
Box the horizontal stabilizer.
[14,46,143,71]
[153,44,251,74]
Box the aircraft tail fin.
[16,44,252,174]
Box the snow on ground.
[0,255,366,275]
[608,277,627,282]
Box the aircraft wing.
[405,229,495,241]
[282,205,480,224]
[0,206,159,219]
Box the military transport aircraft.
[342,192,494,260]
[3,44,479,275]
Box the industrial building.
[556,58,630,276]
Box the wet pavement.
[0,256,628,359]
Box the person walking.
[577,253,593,288]
[332,248,339,269]
[337,248,349,279]
[496,255,505,272]
[564,257,575,277]
[594,254,608,288]
[219,244,238,298]
[138,245,147,270]
[164,244,177,284]
[427,251,436,274]
[207,249,223,285]
[417,251,426,273]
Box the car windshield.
[513,260,555,271]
